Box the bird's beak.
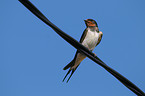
[84,20,87,22]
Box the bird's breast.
[82,30,99,50]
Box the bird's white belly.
[82,30,99,50]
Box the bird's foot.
[93,53,96,57]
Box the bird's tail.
[63,59,75,70]
[62,53,86,82]
[62,59,79,82]
[62,65,79,83]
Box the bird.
[62,19,103,82]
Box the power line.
[18,0,145,95]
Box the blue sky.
[0,0,145,96]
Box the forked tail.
[63,59,79,82]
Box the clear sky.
[0,0,145,96]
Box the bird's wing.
[79,28,88,43]
[72,28,88,63]
[96,31,103,46]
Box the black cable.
[18,0,145,96]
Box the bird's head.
[84,19,98,27]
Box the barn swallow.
[63,19,103,82]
